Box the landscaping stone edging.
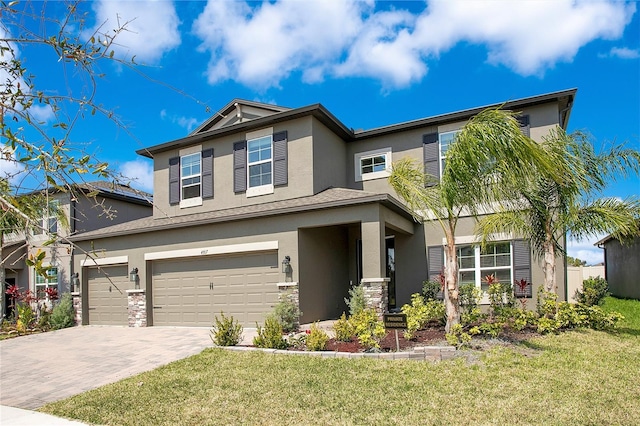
[216,345,456,361]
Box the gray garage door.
[87,265,132,325]
[152,252,280,327]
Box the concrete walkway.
[1,405,89,425]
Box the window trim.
[179,152,203,208]
[35,266,58,300]
[354,147,392,182]
[246,134,274,197]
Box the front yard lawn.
[41,297,640,425]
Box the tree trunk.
[543,241,556,293]
[443,226,460,333]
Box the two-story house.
[70,89,576,327]
[2,182,152,319]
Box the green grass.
[40,297,640,426]
[602,296,640,334]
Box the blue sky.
[2,0,639,264]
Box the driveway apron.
[0,326,212,409]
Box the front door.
[386,237,396,310]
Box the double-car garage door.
[152,252,280,327]
[86,252,280,326]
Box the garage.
[151,252,280,327]
[87,265,132,325]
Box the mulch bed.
[325,328,448,353]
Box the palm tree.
[389,109,555,332]
[476,128,640,293]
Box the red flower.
[5,284,21,300]
[515,278,529,293]
[44,287,59,301]
[483,274,498,285]
[305,329,311,335]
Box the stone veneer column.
[277,282,299,329]
[126,289,147,327]
[361,278,389,318]
[71,292,82,326]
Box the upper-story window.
[181,153,201,200]
[169,148,213,208]
[354,147,392,182]
[438,131,459,178]
[247,136,273,189]
[33,200,59,235]
[233,130,288,198]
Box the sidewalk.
[1,405,88,425]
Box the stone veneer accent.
[71,292,82,326]
[126,289,147,327]
[277,282,299,329]
[361,278,389,317]
[221,345,456,361]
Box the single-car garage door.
[152,252,280,326]
[87,265,132,325]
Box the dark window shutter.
[427,245,444,299]
[513,239,532,298]
[273,131,288,186]
[202,148,214,199]
[423,133,439,186]
[233,141,247,193]
[517,115,530,138]
[169,156,180,205]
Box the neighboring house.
[70,89,575,327]
[1,182,152,319]
[596,234,640,300]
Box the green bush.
[274,293,301,333]
[350,308,385,350]
[580,305,623,330]
[16,302,35,333]
[537,316,561,334]
[575,277,609,306]
[37,306,52,331]
[210,312,243,346]
[555,302,587,329]
[253,315,288,349]
[537,288,558,318]
[459,283,481,311]
[401,293,445,340]
[422,280,442,301]
[345,283,366,316]
[50,293,75,330]
[445,323,471,348]
[306,322,329,351]
[333,312,354,342]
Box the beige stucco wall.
[152,116,316,219]
[74,195,151,233]
[311,118,348,193]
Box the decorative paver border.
[217,345,456,361]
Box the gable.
[192,99,291,134]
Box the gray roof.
[77,181,153,205]
[137,88,577,158]
[70,188,414,242]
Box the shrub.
[575,277,609,307]
[537,317,561,334]
[461,307,486,326]
[16,302,35,334]
[37,306,52,331]
[345,283,366,316]
[446,323,472,348]
[555,302,586,329]
[274,293,301,333]
[333,312,354,342]
[401,293,445,339]
[306,322,329,351]
[350,308,385,350]
[211,312,243,346]
[580,305,623,330]
[537,288,558,318]
[253,315,288,349]
[50,293,75,330]
[459,283,481,311]
[422,279,442,301]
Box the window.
[355,147,391,182]
[247,135,272,189]
[35,267,58,300]
[33,201,59,235]
[457,242,512,293]
[181,153,201,201]
[438,131,459,177]
[169,148,213,207]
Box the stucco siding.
[311,118,348,193]
[74,195,151,233]
[604,237,640,300]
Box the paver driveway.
[0,326,212,409]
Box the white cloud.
[567,233,606,266]
[192,0,635,88]
[160,110,199,132]
[609,46,640,59]
[29,104,55,124]
[118,159,153,192]
[86,0,181,63]
[0,157,26,184]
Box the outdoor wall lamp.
[71,272,79,293]
[281,256,291,274]
[129,267,139,288]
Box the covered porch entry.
[297,202,420,323]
